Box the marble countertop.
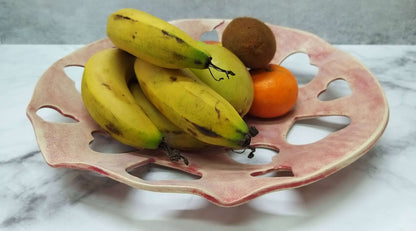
[1,44,415,230]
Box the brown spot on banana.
[105,123,122,136]
[215,107,221,119]
[191,123,220,138]
[132,31,138,40]
[187,128,197,137]
[165,130,184,135]
[113,14,137,22]
[102,83,112,90]
[194,59,204,66]
[139,81,147,88]
[214,101,221,119]
[184,119,220,138]
[171,52,187,61]
[170,76,177,81]
[161,30,184,44]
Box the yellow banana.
[189,42,254,116]
[134,58,258,149]
[106,8,233,78]
[81,48,162,149]
[129,81,209,150]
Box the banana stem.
[207,57,235,81]
[159,141,189,165]
[231,145,256,159]
[232,126,259,158]
[246,146,256,158]
[246,127,259,158]
[248,126,259,137]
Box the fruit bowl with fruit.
[26,9,389,207]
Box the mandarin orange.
[249,64,298,118]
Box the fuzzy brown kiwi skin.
[222,17,277,69]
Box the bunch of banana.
[106,8,234,80]
[81,48,188,163]
[81,8,259,165]
[129,81,208,150]
[134,58,257,149]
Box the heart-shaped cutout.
[251,166,294,177]
[89,131,136,154]
[318,79,352,101]
[228,147,279,165]
[127,163,202,181]
[286,116,351,145]
[36,106,78,123]
[280,52,318,86]
[200,30,220,42]
[63,65,84,93]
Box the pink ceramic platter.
[27,19,389,207]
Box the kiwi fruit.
[221,17,276,69]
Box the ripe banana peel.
[189,42,254,116]
[129,81,209,150]
[134,58,258,149]
[81,48,163,149]
[81,48,163,150]
[81,9,259,165]
[106,8,233,78]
